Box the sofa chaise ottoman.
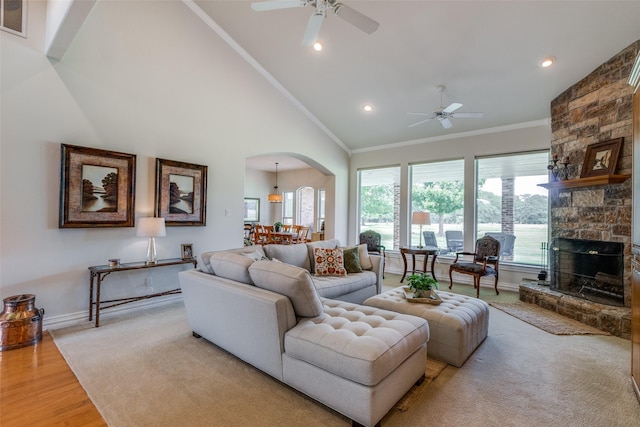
[363,287,489,367]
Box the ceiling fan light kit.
[251,0,379,46]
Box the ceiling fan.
[251,0,379,46]
[408,85,484,129]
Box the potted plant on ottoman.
[406,273,439,298]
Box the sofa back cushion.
[263,243,310,271]
[249,260,323,317]
[200,246,266,274]
[209,252,256,285]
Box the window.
[358,166,400,251]
[282,191,293,225]
[410,160,464,253]
[1,0,26,37]
[297,186,315,228]
[317,189,325,232]
[476,151,548,265]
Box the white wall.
[349,123,553,289]
[0,1,349,327]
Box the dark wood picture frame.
[155,159,207,226]
[59,144,136,228]
[580,138,623,178]
[244,198,260,222]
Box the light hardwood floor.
[0,332,106,426]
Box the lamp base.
[145,237,158,265]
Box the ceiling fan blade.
[251,0,307,12]
[442,102,463,114]
[407,112,430,116]
[302,12,324,46]
[408,118,432,128]
[332,3,379,34]
[451,112,484,118]
[440,118,453,129]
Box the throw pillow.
[313,247,347,276]
[357,243,373,270]
[341,246,362,273]
[242,250,266,262]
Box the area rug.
[394,358,447,412]
[490,302,610,336]
[50,301,444,426]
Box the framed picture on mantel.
[580,138,623,178]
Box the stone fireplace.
[518,40,639,337]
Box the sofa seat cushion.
[249,260,323,317]
[312,271,377,300]
[284,299,429,387]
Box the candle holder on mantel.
[547,155,570,182]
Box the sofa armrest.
[368,254,384,294]
[179,270,296,381]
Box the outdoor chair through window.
[445,230,464,253]
[359,229,386,278]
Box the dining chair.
[448,235,501,298]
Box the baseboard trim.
[43,294,183,330]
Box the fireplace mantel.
[537,174,630,190]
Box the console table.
[88,258,197,327]
[399,246,439,283]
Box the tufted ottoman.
[363,287,489,367]
[283,298,430,427]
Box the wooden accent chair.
[448,235,501,298]
[295,226,310,243]
[359,230,386,278]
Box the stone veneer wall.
[549,40,640,308]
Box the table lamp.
[136,217,166,264]
[412,211,431,248]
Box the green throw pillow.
[343,246,362,274]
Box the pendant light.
[268,162,283,203]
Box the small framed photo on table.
[181,244,194,260]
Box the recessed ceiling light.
[313,42,322,51]
[541,56,556,68]
[363,105,373,112]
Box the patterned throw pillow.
[313,247,347,276]
[342,246,362,273]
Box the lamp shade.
[136,218,166,237]
[412,211,431,225]
[268,193,283,203]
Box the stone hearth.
[520,280,631,338]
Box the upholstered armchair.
[359,230,386,277]
[448,235,501,298]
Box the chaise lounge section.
[179,240,431,427]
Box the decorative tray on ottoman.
[402,287,443,305]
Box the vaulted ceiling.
[49,1,640,170]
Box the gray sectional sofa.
[179,239,430,427]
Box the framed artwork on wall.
[580,138,623,178]
[155,159,207,226]
[244,198,260,222]
[59,144,136,228]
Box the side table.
[88,258,197,327]
[400,246,439,282]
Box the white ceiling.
[194,0,640,166]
